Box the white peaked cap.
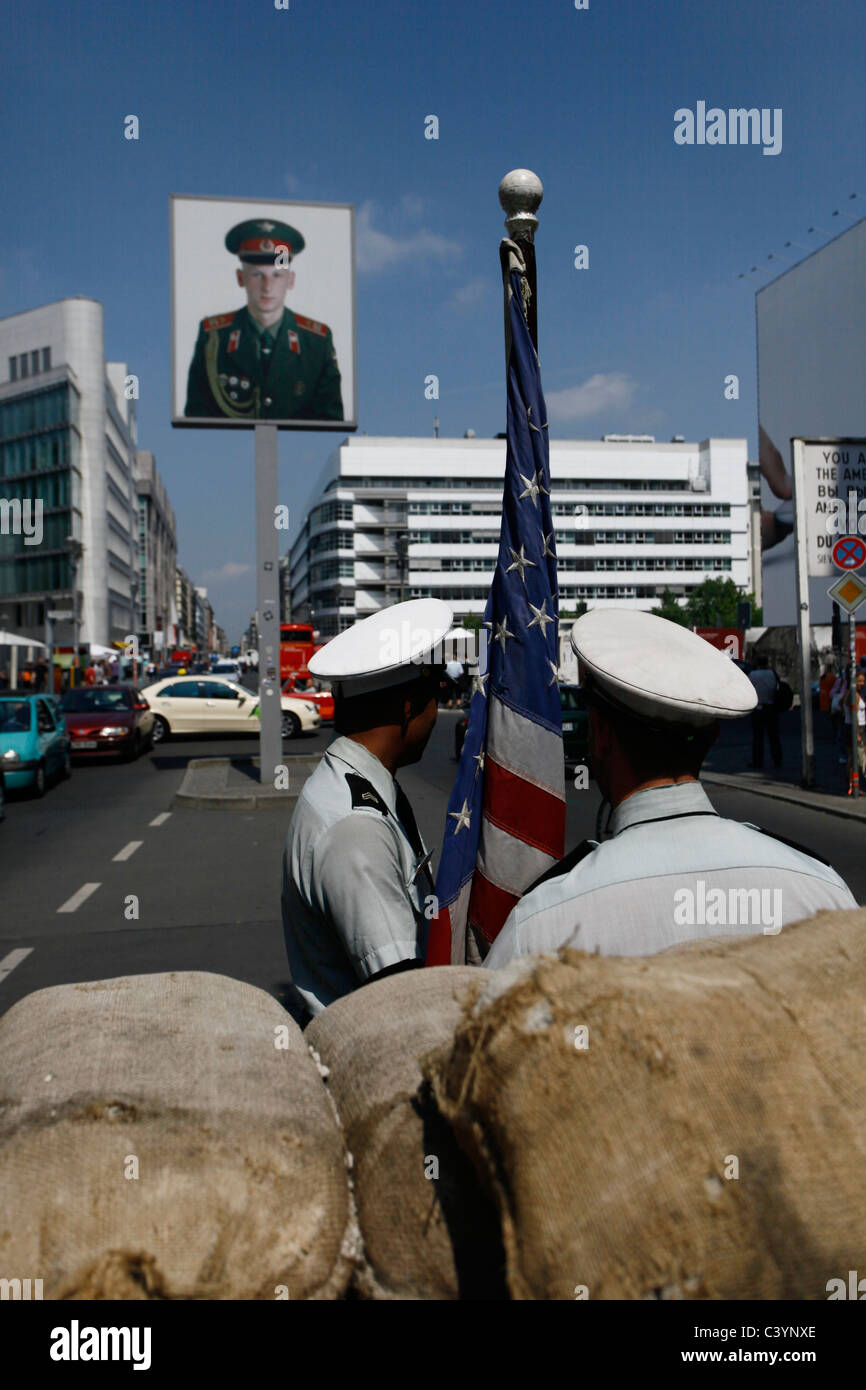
[570,608,757,728]
[309,598,454,699]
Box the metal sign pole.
[254,424,282,786]
[791,439,815,788]
[849,617,859,798]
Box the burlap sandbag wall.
[307,966,508,1299]
[425,910,866,1300]
[0,972,357,1299]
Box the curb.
[172,755,322,812]
[702,771,866,823]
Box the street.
[1,708,864,1019]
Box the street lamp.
[64,536,84,688]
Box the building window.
[19,354,29,378]
[8,356,17,382]
[42,346,51,372]
[31,350,40,376]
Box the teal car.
[0,694,72,797]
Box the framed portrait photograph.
[170,193,356,431]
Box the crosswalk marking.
[57,882,100,914]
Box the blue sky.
[2,0,863,641]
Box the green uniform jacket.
[184,305,344,421]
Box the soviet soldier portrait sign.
[171,194,356,431]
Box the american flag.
[426,241,566,966]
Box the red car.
[281,678,334,723]
[59,685,156,759]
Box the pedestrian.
[819,663,837,743]
[34,656,48,691]
[485,610,857,971]
[830,669,849,761]
[84,662,96,686]
[844,669,866,797]
[747,654,783,770]
[281,598,452,1020]
[0,667,8,692]
[445,656,464,708]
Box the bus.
[280,623,316,681]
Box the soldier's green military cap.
[225,219,305,264]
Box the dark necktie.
[394,783,424,858]
[260,330,274,375]
[395,783,435,895]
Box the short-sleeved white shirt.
[486,780,857,969]
[281,736,434,1017]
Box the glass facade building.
[0,377,82,628]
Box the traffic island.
[173,755,322,811]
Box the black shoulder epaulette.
[345,772,389,816]
[523,838,599,896]
[744,822,832,867]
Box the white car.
[211,659,242,680]
[139,675,321,742]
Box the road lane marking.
[113,841,143,862]
[149,812,171,827]
[0,948,33,982]
[57,883,101,914]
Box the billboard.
[756,218,866,623]
[170,194,356,431]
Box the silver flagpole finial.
[499,169,543,242]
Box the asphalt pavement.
[1,706,864,1019]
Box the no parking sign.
[831,535,866,571]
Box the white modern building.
[288,434,752,637]
[0,297,139,649]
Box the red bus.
[280,623,316,681]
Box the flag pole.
[499,169,543,354]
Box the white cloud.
[546,372,637,422]
[202,561,251,582]
[400,193,426,218]
[356,200,461,272]
[450,277,489,308]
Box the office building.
[0,297,139,648]
[134,451,177,658]
[288,434,752,637]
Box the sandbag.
[307,966,507,1299]
[0,971,356,1299]
[425,909,866,1300]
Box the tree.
[652,580,762,628]
[684,578,762,628]
[650,588,691,626]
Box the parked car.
[0,692,71,796]
[59,685,155,760]
[139,675,321,742]
[559,684,590,768]
[212,659,243,681]
[281,677,334,723]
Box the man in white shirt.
[282,599,453,1019]
[486,610,857,971]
